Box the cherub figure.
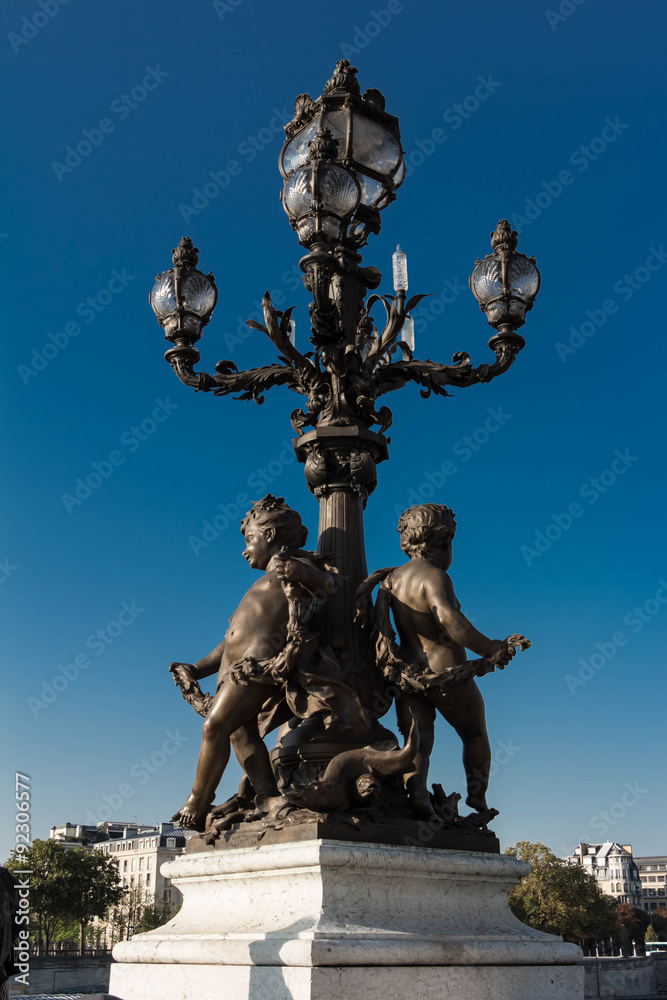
[171,494,369,829]
[356,504,530,824]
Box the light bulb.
[401,315,415,352]
[392,245,408,292]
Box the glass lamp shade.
[470,253,540,329]
[281,110,401,182]
[351,114,401,176]
[280,108,404,239]
[283,159,360,246]
[150,268,217,343]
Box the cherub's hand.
[273,556,307,585]
[169,662,197,690]
[486,635,531,669]
[485,640,516,669]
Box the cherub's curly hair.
[397,504,456,557]
[240,494,308,549]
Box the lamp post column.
[295,424,388,711]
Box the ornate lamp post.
[150,58,540,774]
[110,61,590,1000]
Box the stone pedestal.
[110,839,584,1000]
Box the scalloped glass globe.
[357,172,384,207]
[151,272,176,318]
[352,115,401,174]
[471,257,502,302]
[321,216,342,240]
[318,163,358,216]
[282,120,319,176]
[181,272,216,316]
[508,255,540,298]
[296,217,316,242]
[284,168,313,217]
[472,254,540,305]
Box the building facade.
[49,820,186,916]
[93,822,186,907]
[567,842,643,907]
[634,855,667,913]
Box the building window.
[123,860,128,871]
[131,858,136,871]
[139,858,144,870]
[147,857,152,870]
[166,838,176,848]
[130,876,134,887]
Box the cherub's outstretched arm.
[170,638,225,683]
[424,574,515,666]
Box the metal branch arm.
[375,340,520,399]
[166,291,317,404]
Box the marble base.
[111,962,584,1000]
[110,839,583,1000]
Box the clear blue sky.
[2,0,665,864]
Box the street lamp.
[149,58,541,748]
[470,218,541,351]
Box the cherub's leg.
[231,720,279,807]
[396,694,437,820]
[174,681,271,828]
[433,680,491,812]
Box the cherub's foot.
[409,791,439,823]
[172,793,214,831]
[466,794,488,813]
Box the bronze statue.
[170,494,371,830]
[356,504,531,825]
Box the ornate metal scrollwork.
[165,259,521,438]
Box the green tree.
[5,840,71,951]
[5,840,125,955]
[61,848,124,954]
[504,842,617,942]
[135,898,180,934]
[645,924,658,942]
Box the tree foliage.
[651,907,667,936]
[101,887,177,944]
[504,841,617,940]
[615,902,649,942]
[5,840,72,951]
[61,848,124,951]
[4,839,124,953]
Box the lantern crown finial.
[172,236,199,269]
[324,59,360,95]
[490,220,518,253]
